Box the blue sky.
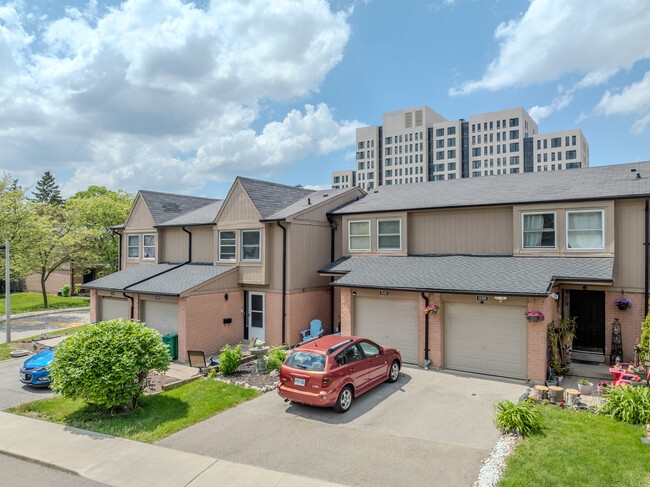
[1,0,649,199]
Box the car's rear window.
[284,351,326,371]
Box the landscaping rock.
[473,433,519,487]
[269,369,279,378]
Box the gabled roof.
[320,255,614,297]
[157,200,224,227]
[263,187,362,221]
[331,161,650,215]
[237,177,314,219]
[139,190,221,225]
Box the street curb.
[0,449,83,478]
[0,307,90,324]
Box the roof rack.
[296,336,320,347]
[326,339,353,355]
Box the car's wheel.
[334,385,353,413]
[386,360,400,383]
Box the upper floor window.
[143,234,156,259]
[219,231,236,261]
[377,219,401,250]
[241,230,261,260]
[436,128,444,137]
[567,211,604,250]
[349,221,370,251]
[127,235,139,259]
[509,118,519,127]
[523,213,556,249]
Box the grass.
[499,406,650,487]
[0,324,90,361]
[9,379,260,443]
[1,292,89,314]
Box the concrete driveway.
[159,366,524,487]
[0,357,53,410]
[1,308,90,343]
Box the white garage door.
[445,303,527,379]
[141,300,178,335]
[99,297,128,322]
[354,296,419,364]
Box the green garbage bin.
[162,333,178,360]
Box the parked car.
[19,346,57,387]
[277,335,401,413]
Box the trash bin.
[162,333,178,360]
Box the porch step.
[572,350,605,363]
[566,361,612,381]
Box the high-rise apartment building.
[331,169,355,189]
[337,105,589,190]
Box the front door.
[247,292,265,341]
[570,290,605,352]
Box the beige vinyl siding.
[408,206,512,255]
[190,227,214,263]
[185,268,240,295]
[612,199,645,291]
[289,222,332,291]
[217,182,261,224]
[342,212,408,256]
[160,226,214,263]
[123,195,155,230]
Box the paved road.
[0,453,106,486]
[160,366,525,487]
[0,357,54,410]
[1,309,90,343]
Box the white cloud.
[304,184,329,190]
[595,70,650,133]
[450,0,650,96]
[528,92,573,122]
[0,0,356,193]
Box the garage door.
[141,300,178,335]
[99,297,128,322]
[354,296,419,364]
[445,303,527,379]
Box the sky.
[1,0,649,199]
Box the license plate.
[294,377,306,387]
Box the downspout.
[182,226,192,263]
[421,292,431,368]
[124,293,134,320]
[276,221,287,344]
[327,215,336,334]
[644,196,650,316]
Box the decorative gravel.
[473,433,520,487]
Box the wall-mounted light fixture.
[224,293,228,301]
[110,291,114,296]
[352,291,357,296]
[494,296,507,303]
[155,295,161,300]
[550,293,559,300]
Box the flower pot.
[556,375,564,384]
[617,304,629,311]
[578,382,594,395]
[529,316,539,323]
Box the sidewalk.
[0,412,342,487]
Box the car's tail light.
[322,373,334,388]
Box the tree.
[66,186,134,275]
[32,171,64,206]
[49,320,171,411]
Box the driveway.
[0,357,53,410]
[1,308,90,343]
[159,366,524,487]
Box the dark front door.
[569,290,605,352]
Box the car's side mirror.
[379,348,385,355]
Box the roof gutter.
[276,220,287,344]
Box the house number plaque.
[476,295,489,303]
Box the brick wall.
[340,287,352,336]
[25,270,72,295]
[527,296,558,382]
[286,289,332,346]
[605,291,644,363]
[334,287,342,333]
[90,290,97,322]
[418,293,442,367]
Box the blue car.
[19,346,56,387]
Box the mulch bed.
[217,360,279,390]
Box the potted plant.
[597,381,609,395]
[525,311,545,323]
[578,379,594,395]
[615,298,632,310]
[425,305,439,315]
[249,340,269,357]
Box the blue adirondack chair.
[300,320,324,341]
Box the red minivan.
[277,335,402,413]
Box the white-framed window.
[143,234,156,259]
[241,230,261,261]
[127,234,139,259]
[522,212,556,249]
[377,219,401,250]
[567,210,604,250]
[219,231,236,261]
[348,221,370,251]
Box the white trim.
[247,292,265,341]
[521,211,557,250]
[142,233,156,260]
[126,234,140,259]
[348,220,371,251]
[566,209,605,250]
[218,230,237,262]
[241,229,261,261]
[377,218,402,251]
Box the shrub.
[49,319,170,411]
[206,368,217,380]
[639,310,650,363]
[597,385,650,425]
[494,399,542,436]
[218,344,243,375]
[266,346,288,373]
[60,284,70,297]
[74,283,82,296]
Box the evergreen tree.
[33,171,64,205]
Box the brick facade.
[604,291,645,364]
[25,270,72,295]
[419,293,442,368]
[89,290,97,322]
[526,296,558,382]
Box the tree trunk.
[41,275,48,309]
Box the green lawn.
[500,406,650,487]
[9,379,260,443]
[0,324,90,361]
[1,293,89,314]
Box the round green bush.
[49,319,171,411]
[218,344,243,375]
[266,346,288,373]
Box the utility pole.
[1,242,9,342]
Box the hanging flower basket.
[615,298,632,311]
[525,311,545,323]
[425,305,439,315]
